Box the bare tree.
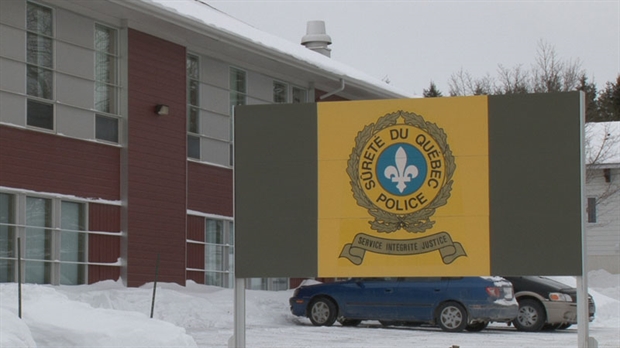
[532,40,583,93]
[448,68,494,96]
[495,64,530,95]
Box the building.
[0,0,410,289]
[585,121,620,273]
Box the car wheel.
[308,298,337,326]
[436,302,468,332]
[513,299,546,332]
[465,321,489,332]
[338,318,362,327]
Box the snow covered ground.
[1,270,618,348]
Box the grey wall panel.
[56,74,94,109]
[0,1,25,29]
[0,25,25,61]
[201,110,230,141]
[56,41,94,80]
[201,84,229,115]
[235,103,318,278]
[0,92,26,126]
[488,92,583,276]
[201,137,229,166]
[56,105,94,139]
[0,59,25,93]
[246,71,272,103]
[55,9,94,49]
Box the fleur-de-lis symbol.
[384,147,418,193]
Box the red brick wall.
[88,203,121,283]
[126,29,187,286]
[186,215,204,284]
[0,126,120,200]
[188,162,233,216]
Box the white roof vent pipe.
[301,20,332,57]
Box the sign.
[234,92,584,278]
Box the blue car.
[289,277,518,332]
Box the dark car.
[503,276,596,332]
[289,277,518,332]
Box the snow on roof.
[135,0,412,98]
[586,121,620,166]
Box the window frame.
[0,192,90,285]
[204,218,234,288]
[587,197,597,223]
[94,23,120,143]
[25,1,55,131]
[187,53,201,159]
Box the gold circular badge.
[347,111,456,233]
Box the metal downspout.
[319,78,345,100]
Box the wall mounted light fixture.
[155,104,169,116]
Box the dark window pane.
[96,115,119,143]
[27,99,53,129]
[188,80,199,106]
[587,197,597,223]
[187,55,199,79]
[273,81,287,103]
[188,135,200,159]
[188,107,199,133]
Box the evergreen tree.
[576,75,599,122]
[423,81,443,97]
[598,75,620,121]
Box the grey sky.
[210,0,619,96]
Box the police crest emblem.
[340,110,466,265]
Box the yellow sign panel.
[317,97,490,277]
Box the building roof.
[127,0,412,99]
[586,121,620,167]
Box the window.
[0,193,87,285]
[95,24,119,143]
[230,67,246,113]
[26,2,54,129]
[587,197,597,223]
[0,194,16,282]
[95,115,118,143]
[205,219,234,288]
[230,67,246,166]
[292,87,307,103]
[246,277,289,291]
[273,81,288,103]
[273,82,307,104]
[187,54,200,159]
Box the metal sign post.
[229,278,246,348]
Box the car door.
[340,278,400,320]
[392,277,449,322]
